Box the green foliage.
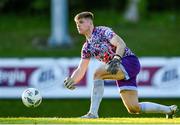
[0,0,179,15]
[0,0,8,10]
[31,0,49,10]
[138,0,148,18]
[0,11,179,57]
[148,0,180,12]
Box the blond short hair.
[74,11,94,22]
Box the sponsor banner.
[0,58,91,98]
[0,57,180,98]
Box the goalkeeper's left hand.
[64,77,76,90]
[106,58,121,74]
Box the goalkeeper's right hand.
[64,77,76,90]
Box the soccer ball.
[22,88,42,108]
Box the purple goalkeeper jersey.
[81,26,135,63]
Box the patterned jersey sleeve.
[103,27,116,41]
[81,42,91,59]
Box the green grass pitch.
[0,117,180,124]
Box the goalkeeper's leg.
[81,79,103,118]
[81,64,125,118]
[120,89,178,118]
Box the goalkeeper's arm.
[106,35,126,74]
[110,34,126,60]
[70,58,90,83]
[64,58,90,90]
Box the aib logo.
[38,69,55,82]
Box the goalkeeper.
[64,11,178,119]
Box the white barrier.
[0,57,180,98]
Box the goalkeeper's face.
[75,18,92,35]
